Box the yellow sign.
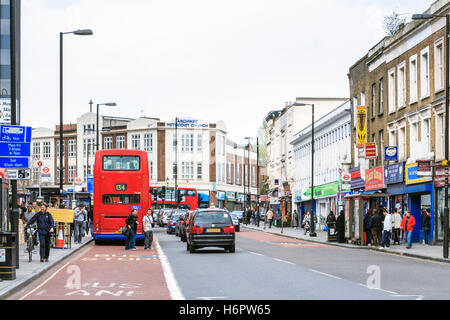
[48,209,74,223]
[356,106,367,147]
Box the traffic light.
[161,186,166,198]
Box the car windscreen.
[170,214,181,221]
[194,211,232,225]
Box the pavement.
[0,234,93,299]
[242,222,450,264]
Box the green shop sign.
[303,182,349,199]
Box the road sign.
[37,161,43,167]
[75,177,82,185]
[0,142,31,157]
[72,173,76,179]
[42,167,50,174]
[0,125,32,170]
[87,174,93,193]
[7,168,30,180]
[339,168,343,175]
[342,174,351,182]
[365,143,377,159]
[0,157,29,169]
[0,125,31,143]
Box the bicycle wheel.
[28,239,33,262]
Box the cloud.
[22,0,430,142]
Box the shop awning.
[345,193,390,198]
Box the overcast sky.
[22,0,432,142]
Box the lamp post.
[175,117,178,209]
[293,102,316,236]
[245,136,260,227]
[96,102,117,151]
[60,29,93,194]
[412,13,449,258]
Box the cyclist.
[21,205,37,246]
[26,203,55,263]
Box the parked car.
[175,212,187,237]
[186,208,236,253]
[167,213,181,234]
[158,209,172,227]
[230,211,244,223]
[229,212,240,232]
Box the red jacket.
[400,215,416,232]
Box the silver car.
[229,212,241,232]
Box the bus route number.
[115,184,127,191]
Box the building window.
[182,134,194,152]
[423,118,430,153]
[84,165,94,180]
[397,62,406,108]
[43,141,51,159]
[252,166,256,187]
[116,136,125,149]
[197,162,203,180]
[420,47,430,99]
[182,161,193,179]
[149,161,153,180]
[197,134,202,152]
[399,126,406,160]
[104,137,113,150]
[132,134,140,150]
[68,166,77,183]
[173,162,177,179]
[32,142,40,159]
[439,114,445,159]
[144,133,153,152]
[371,83,376,117]
[84,139,94,157]
[388,68,396,113]
[236,163,241,185]
[435,40,444,92]
[68,139,76,157]
[56,140,65,158]
[409,55,418,103]
[378,130,384,166]
[56,167,65,183]
[379,78,384,114]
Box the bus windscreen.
[103,156,140,171]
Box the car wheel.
[182,235,186,242]
[189,244,196,254]
[228,244,235,253]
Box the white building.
[291,100,351,227]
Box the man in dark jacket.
[422,209,431,245]
[26,203,55,262]
[370,209,383,248]
[336,210,345,243]
[125,209,139,250]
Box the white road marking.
[310,269,342,280]
[358,283,397,295]
[249,251,264,257]
[196,296,228,300]
[389,294,424,300]
[273,258,295,265]
[155,237,185,300]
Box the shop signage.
[365,167,384,191]
[303,182,342,199]
[87,174,94,193]
[365,143,377,159]
[384,146,398,161]
[226,191,236,200]
[166,119,209,128]
[356,106,367,147]
[433,164,450,188]
[384,162,404,185]
[406,162,432,185]
[217,191,226,201]
[270,197,280,205]
[0,99,11,124]
[417,160,432,176]
[350,167,365,190]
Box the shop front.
[198,190,210,209]
[217,191,226,209]
[405,162,433,243]
[226,192,237,212]
[384,162,406,215]
[433,162,448,242]
[365,166,387,209]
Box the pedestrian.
[87,205,94,236]
[32,201,39,213]
[336,210,345,243]
[370,209,383,247]
[73,204,87,244]
[392,208,402,245]
[422,209,431,245]
[143,208,154,250]
[303,211,311,235]
[380,209,392,249]
[22,205,38,246]
[255,207,260,227]
[125,209,139,250]
[276,209,282,228]
[401,210,416,249]
[266,208,274,228]
[364,210,373,246]
[292,210,298,229]
[326,210,336,225]
[26,203,55,262]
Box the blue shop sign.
[384,147,398,161]
[87,174,94,193]
[384,162,404,185]
[350,167,365,190]
[217,191,226,201]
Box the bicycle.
[25,225,37,262]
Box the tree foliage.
[383,9,406,37]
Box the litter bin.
[0,232,17,280]
[327,222,337,242]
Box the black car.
[186,209,236,253]
[180,211,194,242]
[175,212,187,237]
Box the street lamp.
[292,102,316,237]
[413,13,449,257]
[245,136,261,228]
[60,29,93,193]
[96,102,117,151]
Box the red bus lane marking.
[19,240,171,300]
[238,232,338,249]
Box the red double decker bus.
[93,150,150,243]
[149,186,198,210]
